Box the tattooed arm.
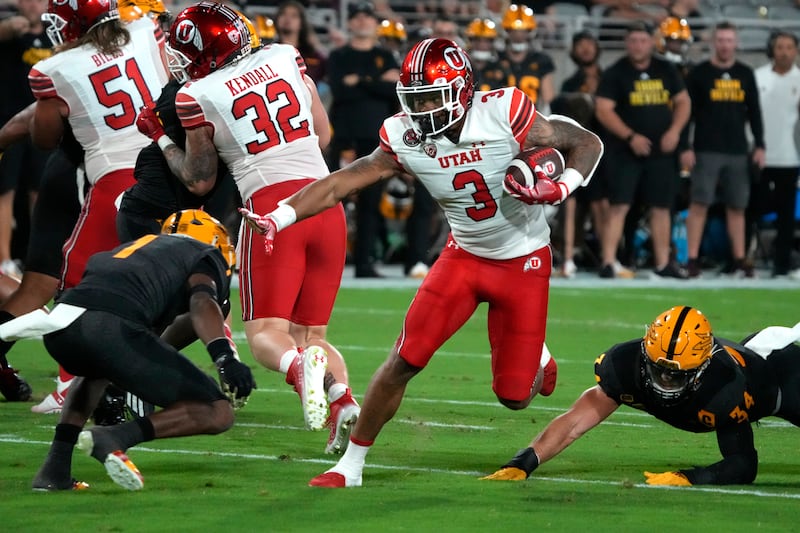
[286,147,402,223]
[522,111,603,180]
[162,125,219,196]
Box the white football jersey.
[380,87,549,260]
[29,18,167,184]
[176,43,329,203]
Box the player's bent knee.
[208,399,235,433]
[497,395,532,410]
[494,376,536,410]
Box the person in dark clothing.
[0,210,256,491]
[682,21,765,278]
[326,1,400,278]
[483,305,800,486]
[595,21,691,280]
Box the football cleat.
[325,391,360,455]
[286,347,329,431]
[0,366,32,401]
[308,470,360,488]
[480,467,528,481]
[104,451,144,490]
[92,386,128,426]
[30,388,68,414]
[539,356,558,397]
[32,478,90,491]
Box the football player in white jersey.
[27,0,167,413]
[138,1,361,454]
[238,37,604,487]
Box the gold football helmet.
[235,10,262,50]
[254,14,276,44]
[118,0,168,22]
[161,210,236,270]
[502,4,537,31]
[657,17,692,58]
[641,306,713,404]
[465,18,498,40]
[378,19,407,42]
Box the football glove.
[643,471,692,487]
[136,105,166,143]
[214,352,257,409]
[480,447,539,480]
[480,467,528,481]
[238,207,278,255]
[503,168,566,205]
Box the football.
[506,146,566,187]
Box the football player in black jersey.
[9,210,256,491]
[483,306,800,486]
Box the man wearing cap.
[326,1,400,278]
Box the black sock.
[32,424,81,489]
[0,310,17,369]
[90,419,152,462]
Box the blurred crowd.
[2,0,800,280]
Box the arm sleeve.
[679,422,758,485]
[175,91,207,130]
[28,68,57,100]
[509,88,536,149]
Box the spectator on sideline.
[241,38,603,488]
[0,0,53,280]
[483,306,800,487]
[595,21,691,280]
[4,212,255,491]
[682,21,765,278]
[499,4,555,113]
[754,31,800,279]
[26,0,168,413]
[326,1,400,278]
[149,1,361,454]
[550,29,607,278]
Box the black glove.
[207,338,256,408]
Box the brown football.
[506,146,566,187]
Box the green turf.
[1,286,799,531]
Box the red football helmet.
[397,38,474,137]
[166,1,251,83]
[43,0,120,45]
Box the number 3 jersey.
[379,87,548,260]
[28,18,168,184]
[176,43,329,203]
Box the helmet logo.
[175,19,203,50]
[443,47,466,70]
[227,28,240,45]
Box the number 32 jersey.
[380,87,548,260]
[176,43,329,203]
[28,18,167,184]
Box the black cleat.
[0,367,32,401]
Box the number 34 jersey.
[28,18,168,184]
[176,43,329,203]
[380,87,548,260]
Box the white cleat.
[295,346,329,431]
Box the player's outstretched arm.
[482,386,619,480]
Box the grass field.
[1,285,799,532]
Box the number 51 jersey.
[380,87,549,260]
[28,18,167,184]
[176,43,329,203]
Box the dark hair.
[713,20,737,35]
[626,20,653,35]
[570,30,600,65]
[767,30,799,59]
[59,19,130,56]
[276,0,318,59]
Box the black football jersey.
[126,80,231,219]
[594,337,779,433]
[58,234,230,330]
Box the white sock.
[540,343,552,367]
[331,440,370,484]
[328,382,347,403]
[278,349,300,374]
[56,376,73,394]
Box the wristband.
[504,447,540,476]
[557,167,585,201]
[270,202,297,231]
[206,337,233,364]
[157,135,176,152]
